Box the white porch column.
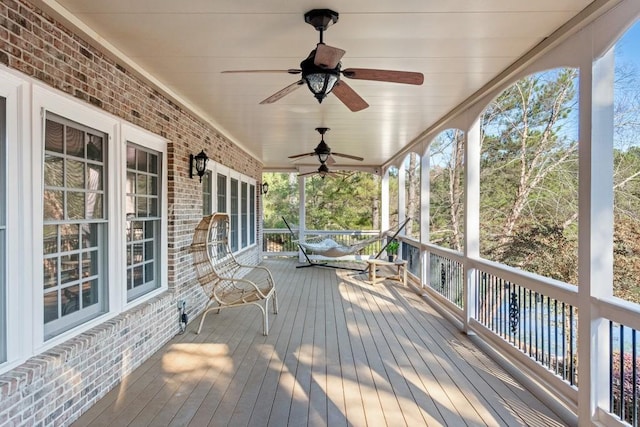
[398,162,406,230]
[577,44,615,421]
[421,151,431,288]
[464,119,481,333]
[381,169,390,232]
[298,175,306,263]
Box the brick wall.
[0,0,264,425]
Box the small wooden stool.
[366,258,408,286]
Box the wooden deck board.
[72,259,568,427]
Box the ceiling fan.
[299,163,350,179]
[222,9,424,112]
[288,127,363,164]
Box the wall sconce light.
[189,150,209,183]
[261,182,269,195]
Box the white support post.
[464,119,481,334]
[577,43,615,422]
[398,162,406,230]
[381,170,390,233]
[421,152,431,289]
[298,175,306,263]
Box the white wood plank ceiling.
[34,0,604,171]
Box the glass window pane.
[145,263,155,282]
[137,174,147,195]
[217,174,227,213]
[87,164,103,191]
[83,250,98,278]
[61,253,79,284]
[67,192,85,219]
[43,257,58,289]
[44,291,59,323]
[150,176,158,195]
[86,134,103,162]
[61,286,80,316]
[145,221,155,239]
[43,190,64,221]
[43,225,58,254]
[137,196,148,217]
[202,171,212,216]
[60,224,79,251]
[81,223,98,249]
[127,146,136,169]
[44,154,64,187]
[82,280,99,307]
[145,240,154,261]
[148,153,158,174]
[133,265,144,287]
[126,172,135,194]
[132,243,143,263]
[149,197,158,217]
[66,127,84,158]
[45,119,64,153]
[86,193,103,220]
[66,159,85,188]
[137,152,148,172]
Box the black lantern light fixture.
[261,182,269,195]
[300,54,340,103]
[189,150,209,183]
[314,127,331,163]
[300,9,341,103]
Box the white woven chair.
[191,213,278,335]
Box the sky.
[616,20,640,68]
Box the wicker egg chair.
[191,213,278,335]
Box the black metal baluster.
[562,302,567,380]
[554,300,559,375]
[620,324,625,422]
[546,296,551,368]
[610,321,614,415]
[632,328,637,426]
[569,307,575,385]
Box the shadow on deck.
[73,259,567,427]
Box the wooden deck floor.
[73,259,567,427]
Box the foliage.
[386,240,399,254]
[262,171,380,231]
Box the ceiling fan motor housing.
[304,9,339,31]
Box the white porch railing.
[262,227,640,426]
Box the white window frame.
[0,69,27,373]
[3,80,169,355]
[204,161,256,254]
[42,113,109,339]
[122,125,168,304]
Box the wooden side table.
[366,258,408,286]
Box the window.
[249,184,255,245]
[217,173,227,213]
[209,162,256,254]
[230,178,238,251]
[202,170,213,216]
[43,115,107,339]
[126,144,162,301]
[241,182,248,248]
[0,97,6,362]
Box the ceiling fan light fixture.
[304,71,339,103]
[314,140,331,163]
